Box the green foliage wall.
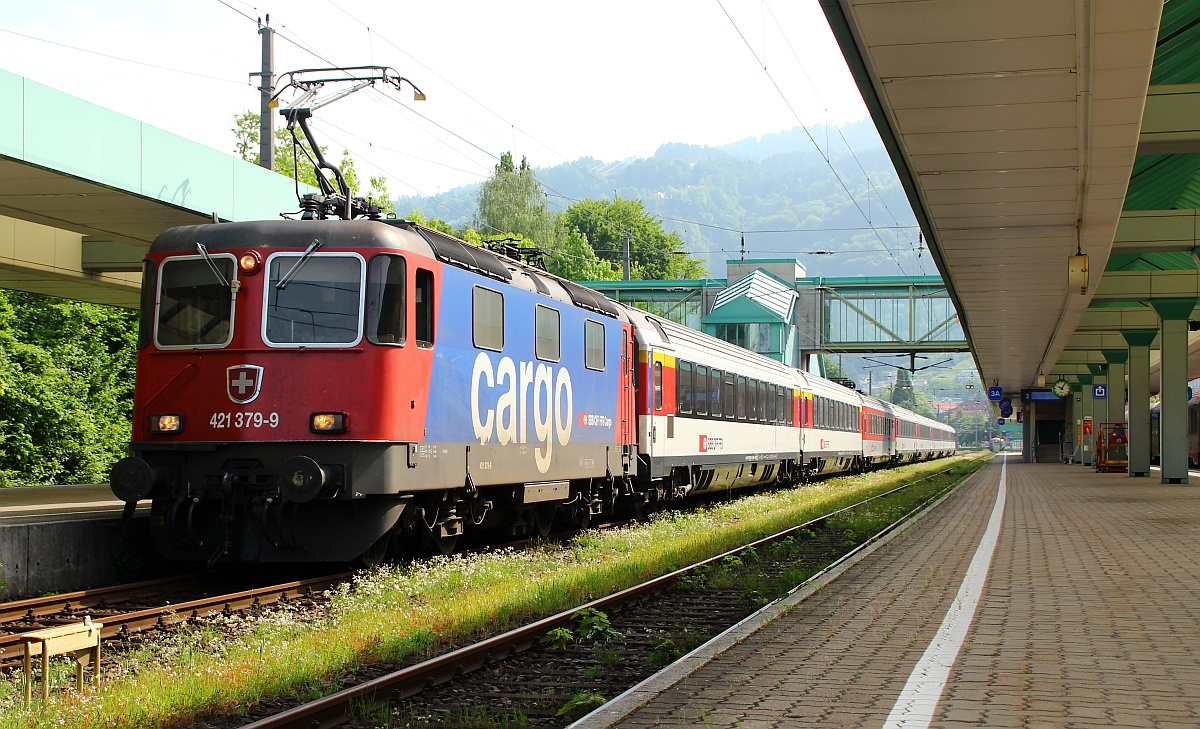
[0,291,136,486]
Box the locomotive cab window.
[584,320,605,371]
[473,286,504,351]
[534,305,560,362]
[366,254,406,346]
[415,268,435,348]
[138,259,157,350]
[264,253,364,347]
[156,254,237,349]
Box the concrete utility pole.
[256,16,276,171]
[622,231,631,281]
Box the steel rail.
[241,455,988,729]
[0,572,352,664]
[0,572,213,624]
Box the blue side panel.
[424,267,622,449]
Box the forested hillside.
[397,121,928,279]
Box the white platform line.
[881,454,1008,729]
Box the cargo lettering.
[471,352,573,473]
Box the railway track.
[235,457,984,729]
[0,572,351,666]
[0,514,638,670]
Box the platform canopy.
[821,0,1165,394]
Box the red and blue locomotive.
[109,214,954,564]
[108,67,953,564]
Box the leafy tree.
[821,355,846,380]
[563,197,707,280]
[0,291,137,486]
[403,208,456,235]
[476,152,561,248]
[549,229,621,281]
[474,152,625,281]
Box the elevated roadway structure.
[0,68,307,307]
[822,0,1200,481]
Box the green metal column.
[1078,374,1095,467]
[1154,299,1196,484]
[1123,330,1156,478]
[1069,382,1082,462]
[1089,363,1109,428]
[1103,350,1128,425]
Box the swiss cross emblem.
[227,365,264,404]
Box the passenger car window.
[710,368,723,418]
[654,361,663,410]
[678,361,693,415]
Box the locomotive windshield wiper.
[276,239,323,290]
[195,242,230,287]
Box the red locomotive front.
[111,220,438,563]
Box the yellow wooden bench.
[19,618,102,704]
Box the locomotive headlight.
[238,251,262,274]
[310,412,348,433]
[148,414,183,434]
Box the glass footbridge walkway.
[585,259,966,368]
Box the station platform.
[0,483,139,525]
[0,484,152,600]
[578,456,1200,728]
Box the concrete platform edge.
[569,458,998,729]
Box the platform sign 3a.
[988,386,1003,401]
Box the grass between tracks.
[0,454,990,728]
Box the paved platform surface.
[580,457,1200,728]
[0,483,146,524]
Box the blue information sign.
[1093,383,1107,400]
[999,397,1012,411]
[988,386,1003,401]
[997,418,1005,425]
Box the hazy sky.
[0,0,870,199]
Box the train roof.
[151,219,434,256]
[639,313,805,385]
[150,219,627,321]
